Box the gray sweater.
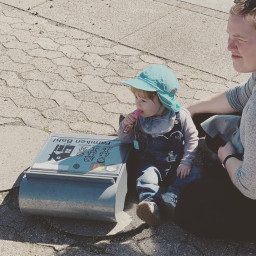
[226,72,256,199]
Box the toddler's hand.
[176,164,191,179]
[123,112,137,127]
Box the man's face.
[227,15,256,73]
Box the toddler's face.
[134,91,162,117]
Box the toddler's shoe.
[136,201,161,227]
[161,192,178,219]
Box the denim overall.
[133,112,200,210]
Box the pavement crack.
[118,13,170,42]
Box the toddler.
[118,65,200,226]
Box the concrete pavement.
[0,0,255,255]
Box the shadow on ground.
[1,139,255,255]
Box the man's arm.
[188,92,236,117]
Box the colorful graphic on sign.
[90,162,105,171]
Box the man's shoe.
[161,192,178,219]
[136,201,161,227]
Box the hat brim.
[121,78,156,92]
[158,92,180,112]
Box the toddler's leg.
[167,165,200,196]
[136,166,161,203]
[162,165,200,218]
[136,164,162,226]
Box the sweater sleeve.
[180,108,199,167]
[233,97,256,199]
[226,73,256,112]
[118,120,135,144]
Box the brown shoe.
[136,201,161,227]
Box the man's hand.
[177,164,191,179]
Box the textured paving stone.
[34,37,59,50]
[0,98,21,117]
[0,117,22,125]
[48,80,87,93]
[177,83,197,99]
[58,45,84,59]
[82,53,110,68]
[42,107,86,123]
[51,90,81,110]
[140,53,165,64]
[11,30,37,43]
[103,102,135,116]
[0,34,16,43]
[26,80,53,98]
[87,38,115,49]
[0,85,30,98]
[112,45,140,56]
[119,56,141,65]
[12,95,57,111]
[77,65,116,77]
[56,66,81,82]
[129,61,152,70]
[0,71,25,88]
[0,240,55,256]
[104,75,124,85]
[0,58,34,73]
[5,48,34,64]
[186,80,227,93]
[78,45,114,55]
[69,121,116,135]
[29,57,57,73]
[21,70,63,83]
[194,89,216,100]
[18,108,49,128]
[78,101,120,130]
[74,90,117,105]
[47,120,72,133]
[82,75,112,93]
[26,48,63,58]
[3,40,38,51]
[52,56,71,66]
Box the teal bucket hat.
[121,65,180,112]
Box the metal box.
[19,133,131,222]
